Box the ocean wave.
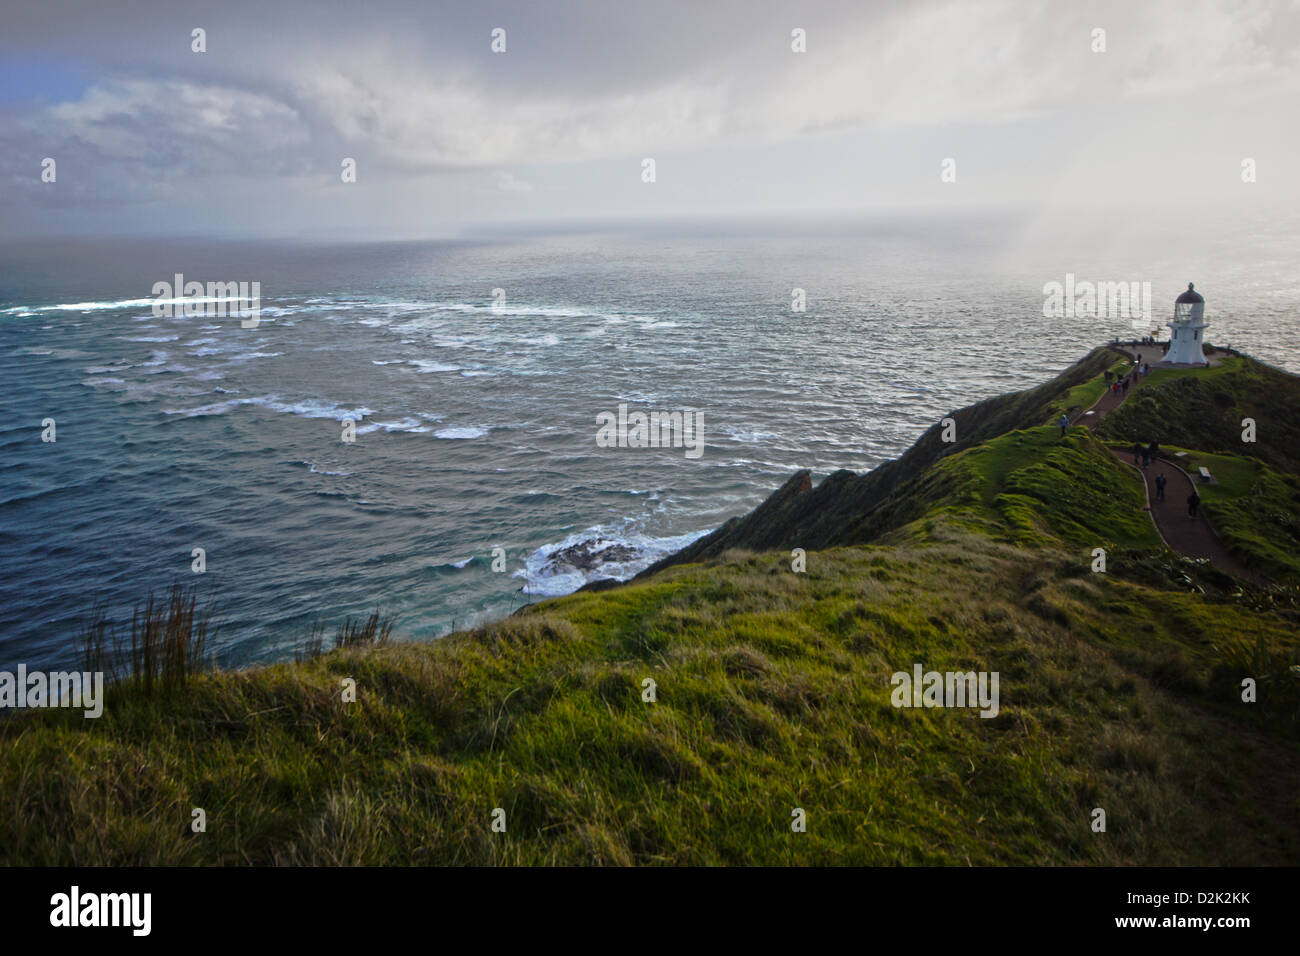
[356,417,427,435]
[80,377,127,388]
[6,295,262,314]
[433,426,489,439]
[121,334,179,343]
[515,524,711,596]
[298,461,353,476]
[719,425,780,443]
[163,395,375,421]
[354,300,606,320]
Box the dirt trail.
[1074,349,1269,586]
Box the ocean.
[3,215,1298,670]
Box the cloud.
[1,0,1297,237]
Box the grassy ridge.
[883,426,1163,552]
[1095,355,1300,474]
[3,524,1298,865]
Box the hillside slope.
[2,346,1298,866]
[3,526,1298,865]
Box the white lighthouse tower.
[1164,282,1208,365]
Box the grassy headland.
[3,346,1298,865]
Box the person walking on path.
[1142,446,1151,467]
[1058,414,1069,438]
[1188,490,1201,519]
[1155,473,1167,502]
[1122,376,1130,395]
[1133,442,1142,465]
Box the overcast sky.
[2,0,1298,239]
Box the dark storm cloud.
[1,0,1298,238]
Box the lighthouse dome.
[1175,283,1204,305]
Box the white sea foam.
[163,395,375,421]
[720,425,780,443]
[80,377,127,388]
[356,417,426,435]
[434,426,489,439]
[516,525,711,596]
[303,461,352,476]
[9,295,253,314]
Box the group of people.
[1132,440,1160,469]
[1104,354,1155,398]
[1132,441,1201,517]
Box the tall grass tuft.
[296,619,328,662]
[296,611,395,661]
[76,584,216,694]
[334,609,393,649]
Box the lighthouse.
[1164,283,1208,365]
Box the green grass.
[4,526,1298,866]
[897,426,1164,554]
[1151,446,1300,583]
[1096,355,1300,474]
[1040,353,1132,425]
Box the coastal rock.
[543,539,641,574]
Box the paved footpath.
[1074,348,1269,587]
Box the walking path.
[1073,348,1269,587]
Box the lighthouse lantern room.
[1165,282,1208,365]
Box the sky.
[1,0,1298,239]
